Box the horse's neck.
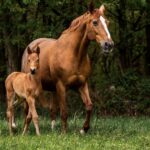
[59,25,89,63]
[77,29,89,64]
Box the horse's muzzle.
[100,41,114,54]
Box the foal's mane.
[63,12,90,34]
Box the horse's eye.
[28,59,30,63]
[93,20,98,26]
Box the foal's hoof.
[36,133,40,136]
[12,123,17,129]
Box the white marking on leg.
[51,120,56,130]
[100,16,111,39]
[12,122,17,129]
[80,129,85,135]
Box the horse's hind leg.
[50,92,59,130]
[79,82,93,134]
[56,81,68,133]
[38,92,57,130]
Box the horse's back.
[21,38,56,73]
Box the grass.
[0,114,150,150]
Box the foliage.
[90,68,150,115]
[0,0,150,115]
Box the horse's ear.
[99,5,105,15]
[27,46,32,54]
[36,46,40,54]
[88,0,94,14]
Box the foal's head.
[27,46,40,75]
[86,4,114,54]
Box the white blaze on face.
[99,16,111,39]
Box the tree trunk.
[117,0,129,71]
[3,29,19,74]
[145,0,150,75]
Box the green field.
[0,116,150,150]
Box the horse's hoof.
[51,120,56,130]
[80,129,85,135]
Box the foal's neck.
[28,72,40,82]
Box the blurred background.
[0,0,150,117]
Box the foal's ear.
[36,46,40,54]
[27,46,32,54]
[99,5,105,15]
[88,0,94,14]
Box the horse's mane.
[63,12,90,34]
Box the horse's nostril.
[104,42,110,50]
[104,42,114,50]
[104,42,109,47]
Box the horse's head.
[86,4,114,54]
[27,46,40,75]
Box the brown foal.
[5,46,43,135]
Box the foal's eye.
[93,20,98,26]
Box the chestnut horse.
[22,5,114,133]
[5,46,43,135]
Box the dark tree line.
[0,0,150,115]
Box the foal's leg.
[22,102,32,135]
[56,81,67,133]
[22,108,32,135]
[6,91,14,135]
[26,97,40,135]
[79,82,93,134]
[11,96,21,129]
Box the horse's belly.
[41,79,56,91]
[67,74,86,87]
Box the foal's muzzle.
[30,68,36,74]
[100,41,114,54]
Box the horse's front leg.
[79,82,93,134]
[56,81,67,133]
